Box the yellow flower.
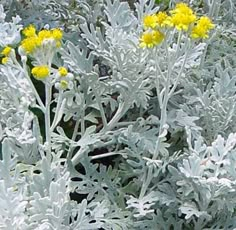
[56,41,61,48]
[140,30,165,48]
[31,66,50,79]
[58,67,68,77]
[199,16,215,30]
[191,16,215,39]
[21,36,41,54]
[156,12,168,27]
[38,29,52,40]
[170,3,194,15]
[143,14,158,29]
[152,30,165,44]
[1,46,12,56]
[22,24,36,37]
[169,3,196,31]
[51,28,63,40]
[21,26,63,54]
[1,57,8,64]
[60,80,68,89]
[140,32,154,48]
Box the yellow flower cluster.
[31,65,50,80]
[58,67,68,77]
[22,24,36,37]
[168,2,196,31]
[191,16,215,39]
[140,2,214,48]
[156,12,168,27]
[143,12,168,29]
[1,46,12,64]
[141,11,168,48]
[21,25,63,54]
[140,30,165,48]
[58,67,69,89]
[1,57,8,64]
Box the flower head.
[143,14,158,29]
[51,29,63,40]
[20,26,63,54]
[58,67,68,77]
[1,46,12,56]
[1,57,8,64]
[31,65,50,80]
[152,30,165,44]
[21,36,41,54]
[170,3,194,15]
[38,29,52,41]
[60,80,68,89]
[191,16,215,39]
[140,30,164,48]
[22,25,36,37]
[156,12,168,27]
[169,3,196,31]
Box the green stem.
[45,84,52,158]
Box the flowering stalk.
[139,32,190,199]
[45,84,52,158]
[138,2,215,199]
[168,39,190,99]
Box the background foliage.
[0,0,236,229]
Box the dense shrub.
[0,0,236,229]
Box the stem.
[114,121,135,128]
[101,102,126,132]
[67,118,80,159]
[168,40,191,99]
[91,152,121,160]
[209,0,217,18]
[45,84,52,158]
[72,119,80,142]
[153,48,166,106]
[139,166,153,198]
[50,90,63,131]
[71,139,117,165]
[153,48,166,81]
[200,0,218,69]
[91,85,108,129]
[71,147,89,165]
[21,59,45,112]
[81,108,85,135]
[175,31,182,59]
[199,32,216,69]
[139,31,187,199]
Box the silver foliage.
[1,0,236,229]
